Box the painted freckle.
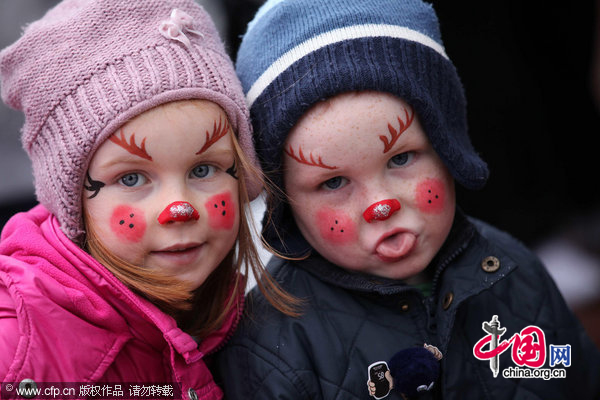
[416,178,445,214]
[205,191,236,229]
[110,205,146,242]
[317,208,356,245]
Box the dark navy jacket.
[216,215,600,399]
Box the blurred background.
[1,1,598,347]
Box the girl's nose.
[363,199,401,223]
[158,201,199,224]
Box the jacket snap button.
[481,256,500,273]
[400,301,409,312]
[188,388,199,400]
[442,292,454,310]
[19,379,37,399]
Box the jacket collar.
[293,209,518,354]
[0,205,243,376]
[296,208,476,296]
[433,219,518,353]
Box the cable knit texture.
[0,0,261,243]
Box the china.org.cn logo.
[472,315,569,380]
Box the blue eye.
[322,176,348,190]
[191,164,215,179]
[388,152,414,168]
[120,173,145,187]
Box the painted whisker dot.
[317,208,357,245]
[205,192,235,230]
[111,205,146,243]
[416,178,445,214]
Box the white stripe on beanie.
[246,24,448,108]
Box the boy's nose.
[363,199,401,223]
[158,201,200,224]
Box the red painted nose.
[158,201,199,224]
[363,199,401,223]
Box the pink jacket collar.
[0,205,243,382]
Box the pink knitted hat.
[0,0,261,243]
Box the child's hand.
[385,371,393,389]
[367,380,376,396]
[367,371,393,397]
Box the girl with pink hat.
[0,1,296,398]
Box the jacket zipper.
[206,292,245,356]
[429,241,469,304]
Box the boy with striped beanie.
[216,0,600,399]
[239,0,487,256]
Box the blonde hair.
[84,127,300,339]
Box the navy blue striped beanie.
[237,0,489,256]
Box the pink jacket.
[0,205,243,399]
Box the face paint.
[157,201,200,224]
[226,160,238,180]
[196,118,230,155]
[363,199,401,223]
[416,178,446,214]
[109,130,153,161]
[83,172,105,199]
[316,208,357,245]
[379,106,415,153]
[205,191,236,229]
[285,145,337,170]
[110,205,146,242]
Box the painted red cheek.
[110,205,146,242]
[316,208,357,245]
[205,192,236,230]
[416,178,446,214]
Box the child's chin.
[367,258,428,281]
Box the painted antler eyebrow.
[196,118,230,155]
[379,105,415,153]
[109,130,153,161]
[284,145,338,170]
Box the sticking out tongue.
[375,232,416,260]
